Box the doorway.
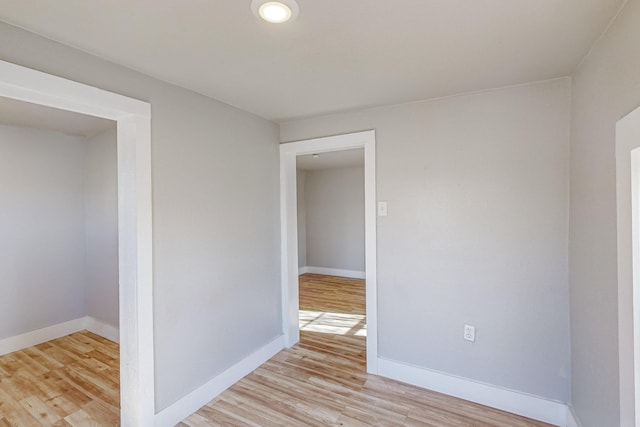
[296,149,367,367]
[279,130,378,373]
[0,60,154,426]
[616,103,640,426]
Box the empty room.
[0,0,639,426]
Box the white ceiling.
[0,0,624,122]
[0,96,115,137]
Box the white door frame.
[616,104,640,426]
[280,130,378,373]
[0,60,155,426]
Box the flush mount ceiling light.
[251,0,299,24]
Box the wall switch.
[378,201,388,217]
[464,324,475,342]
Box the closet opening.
[0,60,154,426]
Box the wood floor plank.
[46,391,88,419]
[35,372,68,401]
[0,387,42,427]
[177,412,216,427]
[10,352,49,377]
[22,347,65,371]
[0,355,22,376]
[183,273,553,427]
[20,395,62,425]
[1,375,42,402]
[76,400,119,425]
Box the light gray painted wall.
[84,127,119,328]
[304,167,365,272]
[0,22,281,411]
[296,169,307,268]
[281,79,572,402]
[0,124,87,339]
[569,1,640,425]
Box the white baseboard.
[299,266,366,279]
[566,405,582,427]
[0,316,120,356]
[84,317,119,343]
[0,317,86,356]
[378,357,569,426]
[154,335,284,427]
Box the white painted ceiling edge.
[0,0,627,121]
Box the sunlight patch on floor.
[299,309,367,336]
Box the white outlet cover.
[464,324,475,342]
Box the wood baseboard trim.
[154,335,285,427]
[378,357,569,426]
[0,316,119,356]
[299,266,366,279]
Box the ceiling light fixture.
[251,0,299,24]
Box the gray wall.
[569,0,640,425]
[84,127,119,328]
[0,22,282,411]
[281,79,572,402]
[296,169,307,268]
[303,167,365,272]
[0,124,87,339]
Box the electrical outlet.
[464,324,475,342]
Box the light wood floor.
[182,273,552,427]
[0,276,552,426]
[0,330,120,426]
[299,273,365,315]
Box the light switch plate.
[378,201,388,217]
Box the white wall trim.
[0,316,120,356]
[154,335,284,427]
[299,266,366,279]
[298,266,310,275]
[0,318,87,356]
[0,59,154,427]
[84,317,120,343]
[280,130,378,374]
[616,103,640,426]
[566,405,582,427]
[378,357,569,427]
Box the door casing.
[279,130,378,373]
